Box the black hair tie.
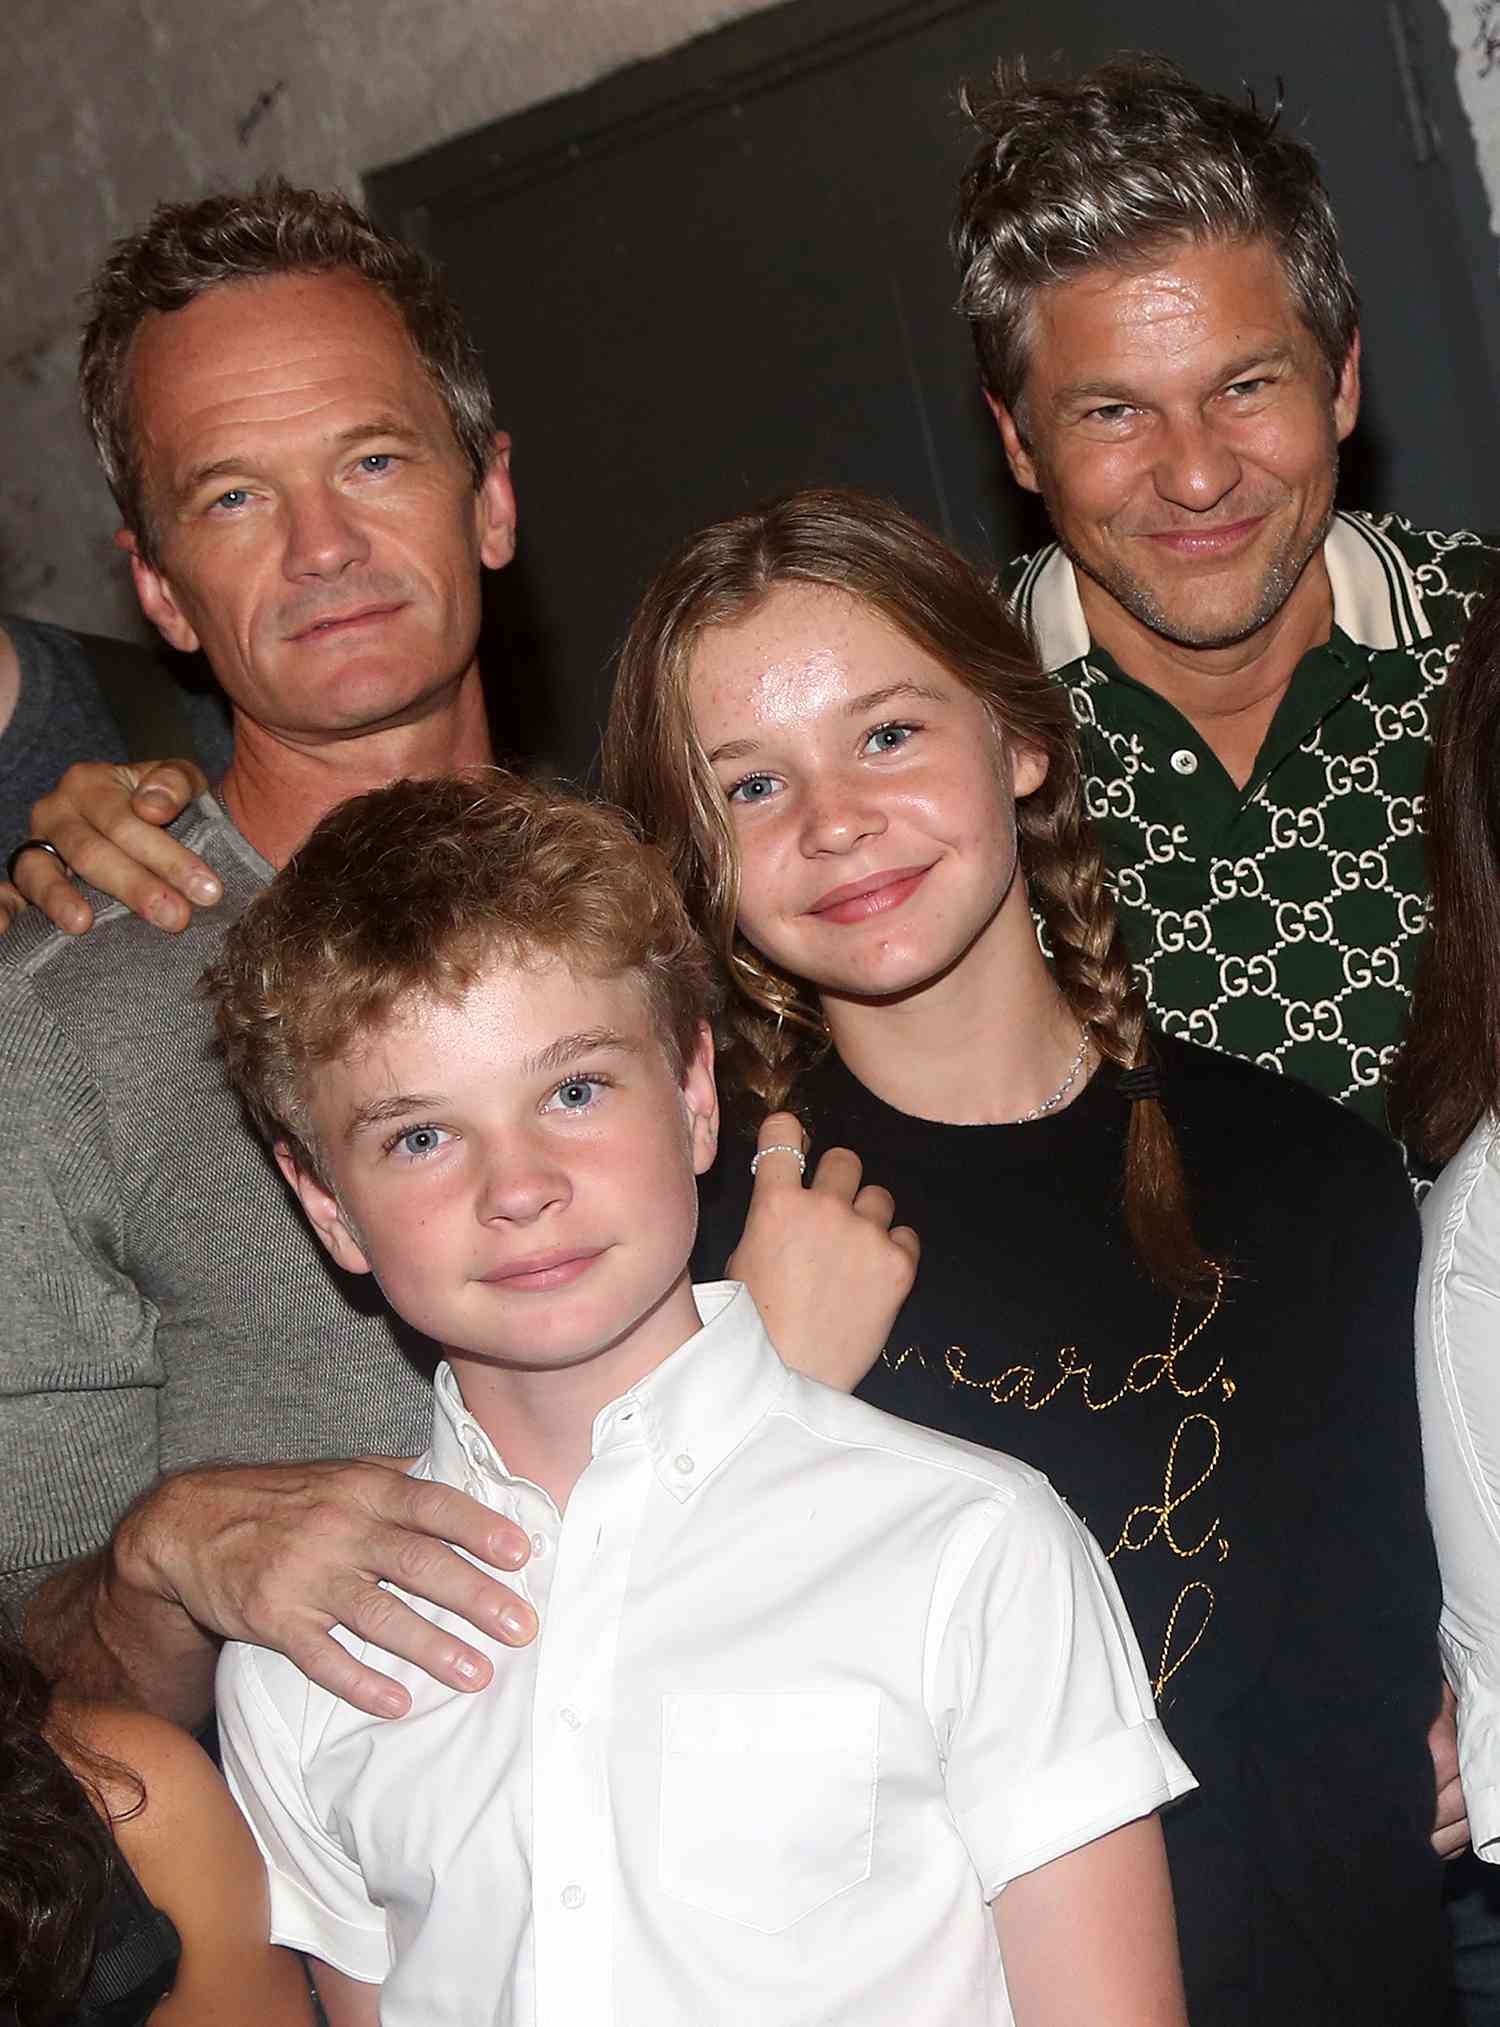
[1117,1064,1162,1103]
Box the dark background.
[367,0,1500,782]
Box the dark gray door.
[369,0,1499,779]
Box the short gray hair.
[953,54,1359,420]
[79,177,496,566]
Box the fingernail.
[375,1687,407,1718]
[138,786,176,806]
[188,874,222,903]
[498,1606,534,1643]
[147,898,185,931]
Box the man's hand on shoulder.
[33,1458,538,1725]
[5,758,218,936]
[729,1111,920,1392]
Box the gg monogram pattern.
[1008,515,1499,1130]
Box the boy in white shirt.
[206,769,1194,2027]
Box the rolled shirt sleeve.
[217,1640,392,1982]
[930,1484,1196,1897]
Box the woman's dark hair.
[605,484,1214,1293]
[1394,579,1500,1161]
[0,1621,140,2025]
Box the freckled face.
[291,960,717,1379]
[125,270,516,741]
[689,584,1046,1006]
[995,236,1359,650]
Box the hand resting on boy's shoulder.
[26,1456,535,1726]
[725,1111,920,1394]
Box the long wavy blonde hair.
[604,486,1210,1292]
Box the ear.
[274,1143,373,1277]
[1332,331,1361,444]
[476,430,518,572]
[1009,739,1049,801]
[680,1020,720,1178]
[116,528,202,654]
[985,391,1040,495]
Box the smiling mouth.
[291,603,404,641]
[807,864,933,924]
[479,1249,606,1293]
[1137,516,1266,558]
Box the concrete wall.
[0,0,777,636]
[1440,0,1500,236]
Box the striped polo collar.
[1013,510,1434,673]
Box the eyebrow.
[704,680,949,765]
[524,1028,638,1076]
[177,417,425,500]
[1050,344,1297,411]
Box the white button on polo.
[561,1883,586,1910]
[530,1532,549,1558]
[673,1453,695,1476]
[1170,749,1198,776]
[561,1706,583,1731]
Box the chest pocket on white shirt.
[658,1689,879,1932]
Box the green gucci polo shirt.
[1006,513,1498,1132]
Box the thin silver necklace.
[1010,1026,1090,1124]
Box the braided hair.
[604,486,1211,1292]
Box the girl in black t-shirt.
[602,486,1445,2026]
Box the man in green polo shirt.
[955,54,1496,1135]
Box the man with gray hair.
[949,50,1494,2024]
[0,179,907,1737]
[955,54,1494,1134]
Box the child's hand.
[727,1111,920,1391]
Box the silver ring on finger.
[5,837,71,886]
[749,1143,806,1178]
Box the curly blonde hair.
[203,769,719,1185]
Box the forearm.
[24,1510,219,1725]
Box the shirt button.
[1170,748,1198,776]
[673,1453,695,1476]
[561,1706,583,1730]
[530,1532,549,1558]
[463,1432,488,1467]
[561,1883,586,1910]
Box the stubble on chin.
[1068,514,1332,651]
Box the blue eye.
[726,773,778,804]
[548,1076,605,1112]
[864,722,915,754]
[359,453,394,473]
[213,488,249,511]
[388,1124,451,1160]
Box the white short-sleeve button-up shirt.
[218,1283,1193,2025]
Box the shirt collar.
[427,1281,789,1505]
[1015,510,1433,674]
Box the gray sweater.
[0,795,434,1606]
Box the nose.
[797,771,889,858]
[1152,412,1241,515]
[281,483,371,580]
[477,1134,571,1228]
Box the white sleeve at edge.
[1419,1122,1500,1860]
